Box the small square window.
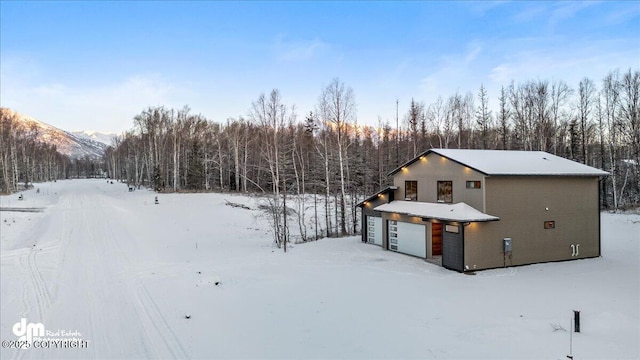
[466,181,481,189]
[445,224,459,233]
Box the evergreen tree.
[186,140,205,190]
[152,165,163,191]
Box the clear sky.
[1,1,638,133]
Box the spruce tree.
[186,140,205,190]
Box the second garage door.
[366,216,383,246]
[388,220,426,258]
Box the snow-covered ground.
[1,179,638,359]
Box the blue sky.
[1,1,638,133]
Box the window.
[466,181,481,189]
[437,181,453,203]
[445,224,459,233]
[405,181,417,201]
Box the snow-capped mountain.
[70,130,117,147]
[3,108,108,159]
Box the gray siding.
[464,176,601,270]
[392,153,486,211]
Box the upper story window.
[466,181,481,189]
[405,181,417,201]
[437,181,452,203]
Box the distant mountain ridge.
[71,130,117,147]
[2,108,109,159]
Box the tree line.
[0,108,112,194]
[0,108,73,193]
[102,69,637,245]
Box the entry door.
[432,223,443,256]
[366,216,382,246]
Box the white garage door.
[366,216,382,246]
[388,220,426,258]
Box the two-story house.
[356,149,608,272]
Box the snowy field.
[1,179,638,359]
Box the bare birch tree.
[577,78,596,164]
[318,78,356,236]
[476,84,492,149]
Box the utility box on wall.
[504,238,512,253]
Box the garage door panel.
[388,220,426,258]
[366,216,382,246]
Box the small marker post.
[567,316,573,359]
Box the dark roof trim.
[355,186,398,208]
[387,150,489,177]
[387,150,427,176]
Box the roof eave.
[486,172,609,177]
[387,149,490,177]
[423,215,500,223]
[373,203,500,223]
[355,186,398,207]
[388,149,609,177]
[387,150,432,176]
[388,210,499,223]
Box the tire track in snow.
[28,249,52,310]
[89,188,188,359]
[134,285,189,359]
[14,248,53,360]
[11,254,32,360]
[17,249,52,322]
[5,181,189,359]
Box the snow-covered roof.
[389,149,609,176]
[356,186,398,207]
[374,201,499,222]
